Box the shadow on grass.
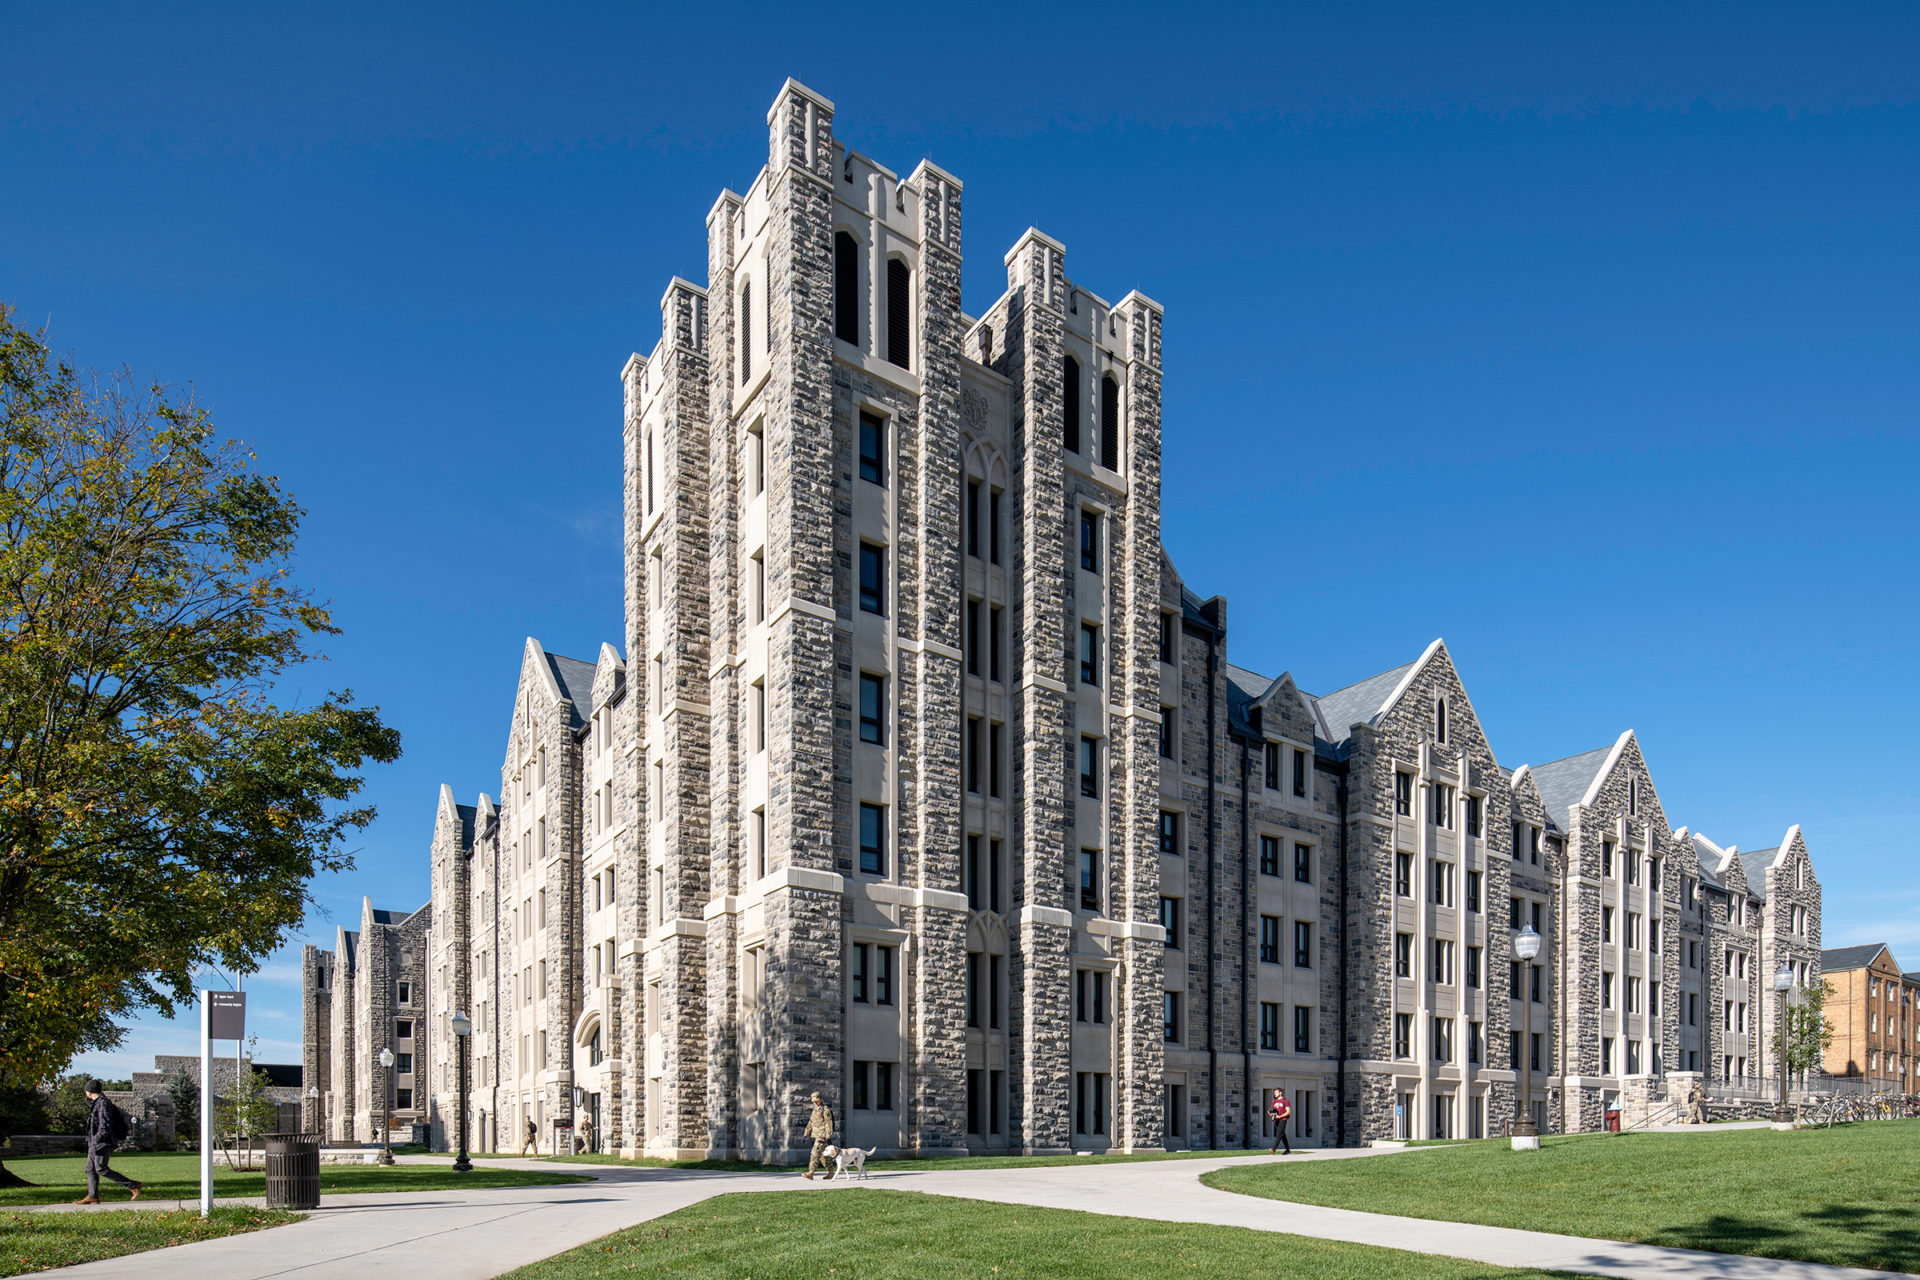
[1636,1205,1920,1274]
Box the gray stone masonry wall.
[1005,228,1074,1153]
[373,81,1830,1163]
[1338,645,1515,1145]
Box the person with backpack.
[1267,1092,1293,1154]
[74,1079,142,1204]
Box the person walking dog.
[73,1080,141,1204]
[1267,1092,1293,1154]
[803,1091,835,1180]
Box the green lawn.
[500,1190,1569,1280]
[0,1206,298,1277]
[0,1151,590,1207]
[1204,1120,1920,1273]
[544,1147,1273,1173]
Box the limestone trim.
[1086,919,1168,943]
[647,917,708,946]
[1019,905,1074,929]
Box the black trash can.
[263,1133,321,1209]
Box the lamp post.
[377,1048,395,1165]
[1773,963,1796,1126]
[451,1011,473,1172]
[306,1085,319,1137]
[1512,925,1542,1150]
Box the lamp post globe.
[1511,926,1542,1150]
[305,1085,319,1137]
[451,1011,473,1173]
[377,1048,396,1165]
[1773,964,1796,1125]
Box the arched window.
[886,258,911,368]
[1062,355,1081,453]
[740,281,753,384]
[1100,374,1120,471]
[1435,698,1448,743]
[834,231,860,344]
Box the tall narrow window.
[740,281,752,383]
[645,431,655,514]
[859,543,886,615]
[1435,697,1448,743]
[967,599,982,676]
[1293,748,1308,798]
[989,606,1004,682]
[1079,623,1100,686]
[834,231,860,344]
[859,412,886,486]
[1080,511,1100,572]
[751,551,765,623]
[885,258,910,368]
[1079,849,1101,912]
[1079,736,1099,799]
[1100,374,1120,471]
[990,722,1004,798]
[1062,354,1081,452]
[859,673,885,745]
[988,489,1003,565]
[966,479,981,556]
[859,803,886,876]
[748,422,765,496]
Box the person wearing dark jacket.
[74,1080,142,1204]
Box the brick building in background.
[1820,943,1916,1089]
[309,80,1830,1156]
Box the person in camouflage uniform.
[803,1091,835,1180]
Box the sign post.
[201,990,246,1217]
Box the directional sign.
[209,990,246,1039]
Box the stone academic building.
[310,81,1827,1158]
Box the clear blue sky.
[5,2,1915,1078]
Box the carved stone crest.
[962,388,989,430]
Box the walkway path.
[31,1148,1920,1280]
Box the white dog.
[823,1144,877,1180]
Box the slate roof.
[545,652,599,729]
[1742,846,1781,900]
[1820,943,1891,973]
[1526,744,1614,831]
[340,930,358,968]
[457,803,477,848]
[1690,834,1729,889]
[368,909,399,925]
[1225,664,1274,701]
[1305,660,1417,755]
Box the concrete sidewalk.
[31,1148,1920,1280]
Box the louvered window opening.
[1062,355,1081,452]
[1100,374,1120,471]
[740,282,753,383]
[886,259,910,368]
[834,232,860,344]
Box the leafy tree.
[0,306,400,1182]
[0,1085,48,1139]
[213,1039,280,1167]
[43,1074,93,1134]
[167,1070,199,1149]
[1777,979,1836,1093]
